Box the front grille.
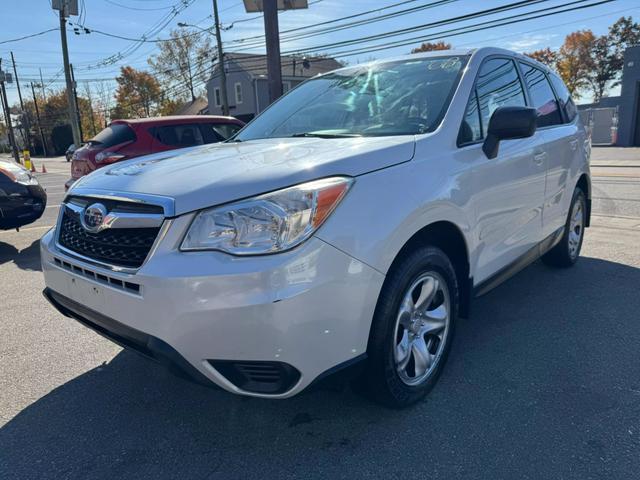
[58,206,161,269]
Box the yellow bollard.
[23,150,31,171]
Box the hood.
[69,136,415,215]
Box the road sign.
[243,0,308,12]
[51,0,79,16]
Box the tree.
[524,47,557,68]
[556,30,596,97]
[607,16,640,84]
[112,66,162,119]
[148,29,212,102]
[411,41,452,53]
[588,35,618,102]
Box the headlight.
[0,166,38,185]
[181,176,353,255]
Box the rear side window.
[458,90,482,145]
[476,58,527,138]
[549,74,578,122]
[200,123,242,143]
[151,124,204,147]
[519,63,562,127]
[89,124,136,148]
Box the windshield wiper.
[291,132,362,139]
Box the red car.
[66,115,245,189]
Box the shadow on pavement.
[1,257,640,479]
[0,239,41,271]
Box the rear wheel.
[364,246,458,408]
[542,187,586,268]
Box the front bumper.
[40,219,384,398]
[0,184,47,230]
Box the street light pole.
[212,0,229,116]
[10,52,31,153]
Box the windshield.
[236,55,468,141]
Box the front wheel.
[542,187,587,268]
[364,246,458,408]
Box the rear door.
[459,57,547,283]
[518,62,573,238]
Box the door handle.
[569,139,579,151]
[533,152,546,166]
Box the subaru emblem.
[81,203,108,233]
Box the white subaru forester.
[41,48,590,408]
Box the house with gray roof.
[206,53,343,122]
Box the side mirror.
[482,106,537,159]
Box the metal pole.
[212,0,229,116]
[30,82,48,156]
[39,68,46,101]
[59,6,82,147]
[70,64,83,142]
[0,78,20,162]
[263,0,283,103]
[0,59,20,162]
[10,51,32,152]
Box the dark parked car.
[66,115,245,190]
[65,143,84,162]
[0,160,47,230]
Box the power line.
[0,28,59,45]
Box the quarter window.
[476,58,527,137]
[458,90,482,145]
[549,73,578,122]
[519,62,562,127]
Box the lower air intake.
[209,360,301,395]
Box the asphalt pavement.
[0,149,639,479]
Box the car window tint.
[89,124,136,148]
[458,90,482,145]
[549,73,578,122]
[152,124,204,147]
[476,58,526,137]
[519,63,562,127]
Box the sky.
[1,0,640,108]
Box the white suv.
[41,48,590,408]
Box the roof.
[218,52,344,79]
[111,115,241,125]
[174,97,208,116]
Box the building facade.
[206,53,343,123]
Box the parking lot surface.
[1,150,639,479]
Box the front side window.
[519,62,562,127]
[476,58,527,138]
[151,124,204,147]
[236,55,468,140]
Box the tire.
[364,246,459,408]
[542,187,587,268]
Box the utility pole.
[58,4,82,147]
[263,0,283,103]
[10,51,32,153]
[30,82,48,156]
[212,0,229,116]
[0,59,20,162]
[39,68,46,101]
[70,64,83,142]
